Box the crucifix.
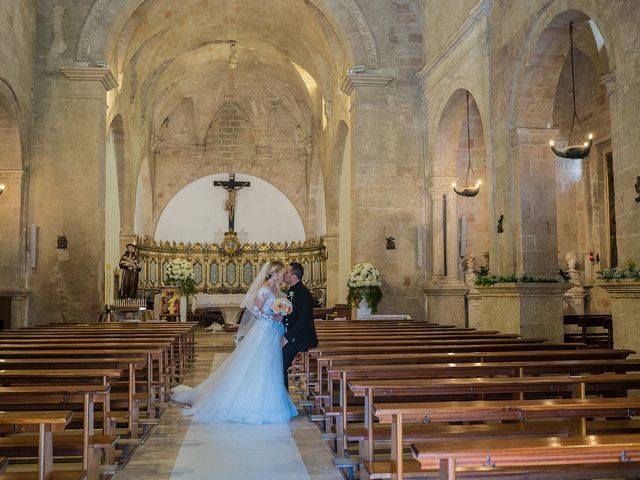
[214,173,251,231]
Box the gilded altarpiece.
[134,233,327,304]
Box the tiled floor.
[113,330,342,480]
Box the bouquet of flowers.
[347,262,382,312]
[272,297,293,316]
[165,258,196,297]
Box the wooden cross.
[213,173,251,231]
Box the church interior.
[1,0,640,479]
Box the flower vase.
[179,295,187,322]
[357,298,372,319]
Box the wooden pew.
[411,434,640,479]
[328,359,640,455]
[17,322,197,375]
[350,373,640,461]
[0,357,146,436]
[371,397,640,480]
[0,347,167,418]
[564,314,614,348]
[314,349,633,400]
[0,410,77,480]
[0,385,116,480]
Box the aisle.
[170,421,310,479]
[113,330,340,480]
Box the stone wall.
[346,0,426,320]
[3,0,639,327]
[150,97,310,236]
[0,1,35,326]
[28,0,110,324]
[488,0,640,274]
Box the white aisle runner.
[170,420,312,480]
[170,347,311,480]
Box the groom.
[281,262,318,389]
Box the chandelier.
[452,91,481,197]
[549,22,593,159]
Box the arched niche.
[431,89,488,280]
[510,9,614,279]
[154,173,305,244]
[0,78,27,327]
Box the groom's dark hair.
[289,262,304,281]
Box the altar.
[192,293,245,325]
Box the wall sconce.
[0,183,5,196]
[497,214,504,233]
[589,251,600,263]
[56,235,68,250]
[386,237,396,250]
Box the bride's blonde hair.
[264,261,285,281]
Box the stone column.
[424,180,467,326]
[509,127,560,275]
[339,70,424,320]
[427,179,460,281]
[29,67,116,324]
[340,72,395,297]
[429,190,446,279]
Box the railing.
[132,233,327,304]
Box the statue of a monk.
[119,244,142,298]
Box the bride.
[172,260,298,424]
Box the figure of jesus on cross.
[214,173,250,231]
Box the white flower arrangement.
[347,263,382,312]
[347,262,381,288]
[165,258,196,297]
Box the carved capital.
[59,67,117,91]
[340,71,394,102]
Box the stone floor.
[112,330,342,480]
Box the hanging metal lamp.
[452,91,481,197]
[549,21,593,159]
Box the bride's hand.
[273,314,283,322]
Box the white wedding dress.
[172,286,298,424]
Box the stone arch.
[105,115,125,273]
[430,89,488,280]
[204,103,257,165]
[508,7,614,277]
[307,154,326,238]
[107,115,127,225]
[134,156,153,238]
[325,120,350,305]
[0,83,23,171]
[0,78,27,304]
[75,0,377,68]
[510,9,612,130]
[153,172,306,244]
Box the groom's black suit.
[282,281,318,389]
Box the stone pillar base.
[564,285,591,315]
[476,283,570,342]
[424,282,468,327]
[0,290,31,328]
[597,281,640,358]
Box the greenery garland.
[597,260,640,281]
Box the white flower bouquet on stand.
[165,258,196,321]
[347,262,382,316]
